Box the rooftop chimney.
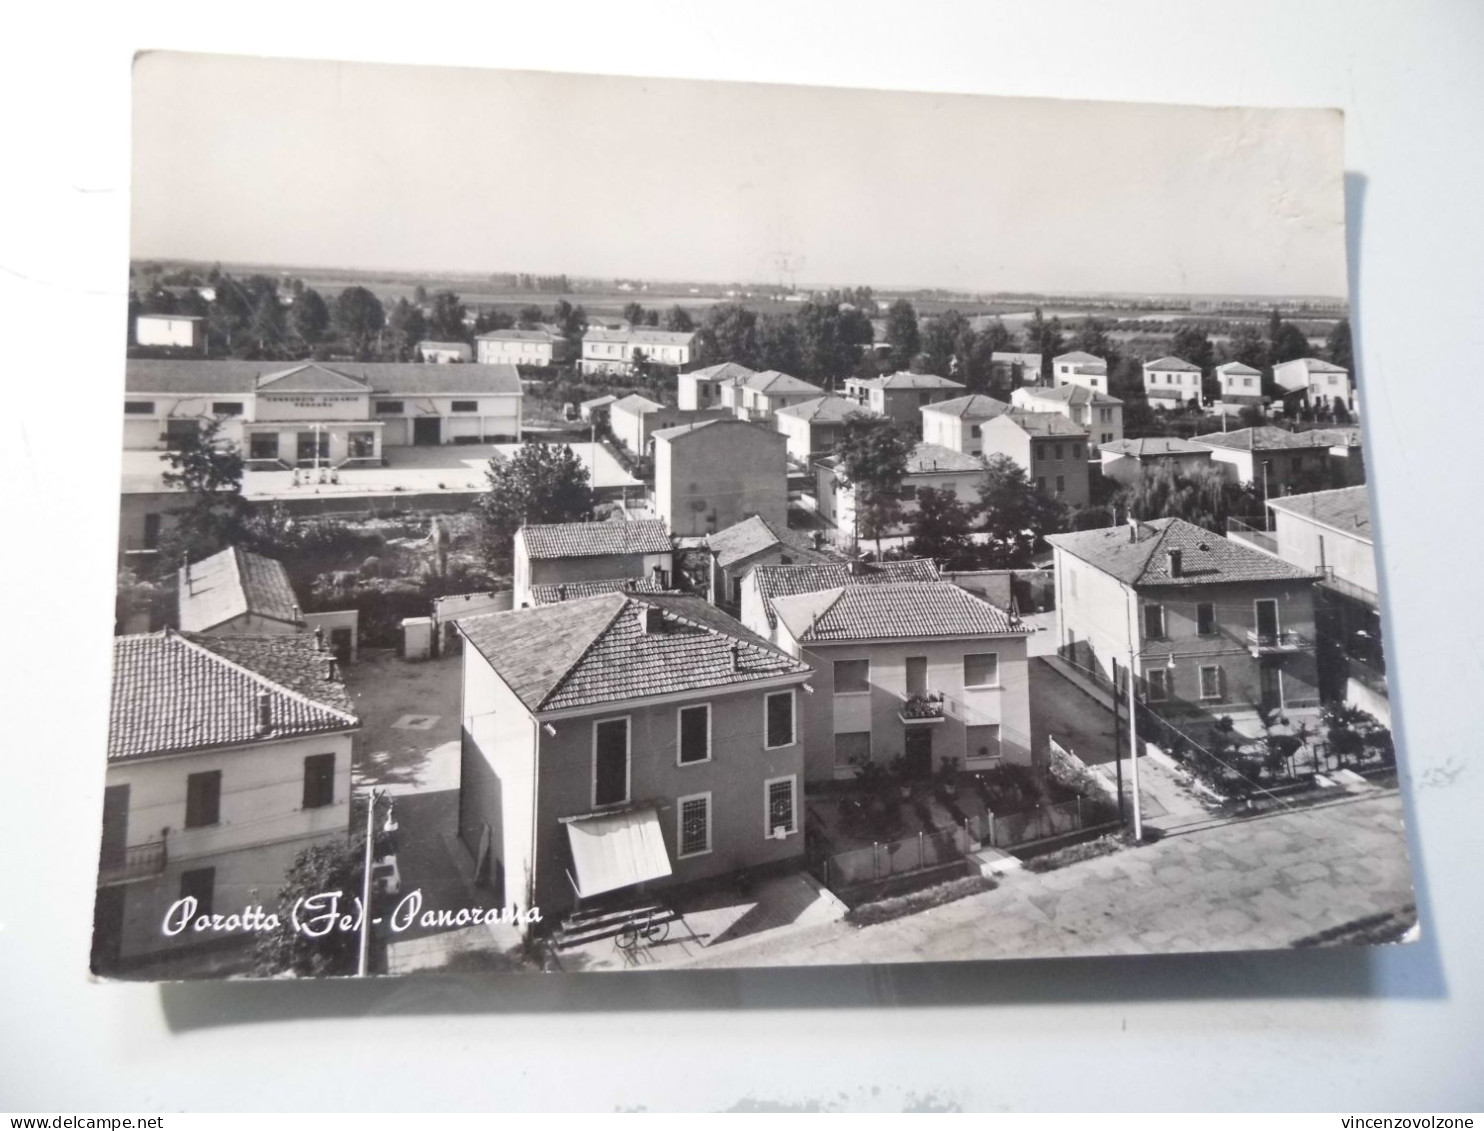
[730,642,741,672]
[1127,517,1140,543]
[314,626,324,652]
[255,690,273,735]
[1166,548,1183,578]
[323,655,338,681]
[640,605,665,634]
[293,604,302,623]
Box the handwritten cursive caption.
[160,888,542,938]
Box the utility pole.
[1112,657,1125,823]
[1126,650,1144,842]
[357,789,380,977]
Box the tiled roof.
[1001,410,1089,437]
[256,364,371,394]
[124,359,520,396]
[1216,361,1261,376]
[751,558,940,627]
[518,519,672,560]
[1099,437,1213,458]
[1283,356,1348,373]
[529,577,665,604]
[1144,356,1201,371]
[139,312,204,322]
[1300,426,1363,448]
[773,581,1021,643]
[178,547,304,632]
[775,395,868,423]
[457,593,810,713]
[584,328,697,346]
[741,370,826,396]
[109,631,358,761]
[651,417,779,445]
[855,371,965,391]
[1047,518,1316,588]
[1191,426,1334,452]
[1055,351,1103,364]
[707,515,829,570]
[417,341,473,353]
[906,442,984,475]
[1014,384,1122,408]
[610,393,664,414]
[923,394,1011,420]
[580,394,618,409]
[685,362,756,386]
[1266,485,1372,542]
[476,329,564,343]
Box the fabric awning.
[564,806,673,899]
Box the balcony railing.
[98,839,167,887]
[1319,567,1380,610]
[1226,516,1278,555]
[898,691,947,724]
[1246,629,1310,656]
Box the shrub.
[1021,834,1125,874]
[845,875,996,927]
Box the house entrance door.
[1260,664,1284,711]
[413,417,441,445]
[904,728,933,780]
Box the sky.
[131,52,1348,298]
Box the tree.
[553,299,588,341]
[248,292,288,356]
[207,279,254,356]
[794,300,874,386]
[1270,321,1311,365]
[427,290,467,341]
[977,454,1066,568]
[386,299,428,360]
[332,286,385,357]
[251,834,366,977]
[622,301,647,327]
[1021,308,1064,382]
[412,284,428,304]
[1068,316,1111,359]
[694,303,759,368]
[157,416,252,565]
[477,444,594,571]
[292,287,331,346]
[756,315,803,375]
[1224,322,1268,370]
[1117,462,1256,535]
[1326,317,1353,372]
[907,487,979,568]
[883,299,920,371]
[835,414,916,556]
[516,304,545,329]
[920,310,973,381]
[661,305,694,333]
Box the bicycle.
[614,907,670,950]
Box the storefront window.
[348,431,376,459]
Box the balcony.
[1246,629,1310,657]
[98,839,167,887]
[898,691,947,724]
[1319,567,1380,610]
[1226,516,1278,556]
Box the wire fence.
[813,824,973,889]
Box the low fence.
[813,824,973,890]
[982,798,1086,848]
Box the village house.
[1299,425,1367,486]
[1216,360,1265,410]
[475,328,572,368]
[1142,356,1205,408]
[578,394,618,423]
[1050,351,1109,394]
[1010,384,1124,452]
[1189,426,1337,498]
[512,519,674,610]
[651,418,789,538]
[773,396,871,463]
[814,442,984,547]
[136,313,207,352]
[677,362,756,410]
[738,558,942,644]
[528,576,666,605]
[608,394,731,457]
[1229,485,1388,725]
[1097,437,1217,488]
[93,630,358,973]
[843,372,967,433]
[122,359,523,460]
[766,581,1032,783]
[979,411,1091,507]
[1273,357,1353,414]
[1047,518,1320,731]
[723,370,827,424]
[416,340,473,364]
[580,327,697,377]
[454,593,813,927]
[919,394,1011,457]
[705,514,831,608]
[989,351,1044,387]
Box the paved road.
[683,789,1415,967]
[1029,656,1120,768]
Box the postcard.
[95,52,1411,980]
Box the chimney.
[640,605,665,634]
[1127,516,1140,543]
[314,625,324,651]
[292,604,301,623]
[255,690,273,735]
[730,642,741,672]
[323,655,338,681]
[1166,548,1183,578]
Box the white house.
[724,370,826,424]
[136,314,207,352]
[919,395,1011,457]
[1010,384,1123,452]
[607,393,665,454]
[581,328,697,376]
[677,362,755,410]
[1142,356,1205,408]
[990,351,1044,387]
[416,340,473,364]
[815,442,983,547]
[1050,351,1108,394]
[1273,358,1353,412]
[512,519,675,610]
[475,329,572,368]
[1216,360,1264,409]
[773,395,871,463]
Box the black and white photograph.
[89,51,1420,983]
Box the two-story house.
[989,351,1044,387]
[1048,518,1319,731]
[738,558,942,644]
[136,313,206,352]
[512,519,674,610]
[651,418,788,538]
[580,328,697,377]
[1050,351,1108,394]
[919,394,1011,457]
[706,514,831,609]
[723,370,826,424]
[1142,356,1204,408]
[416,340,473,364]
[93,630,358,974]
[979,411,1090,507]
[814,442,984,547]
[1097,437,1217,488]
[1216,360,1265,409]
[1273,357,1353,413]
[677,362,756,410]
[1189,426,1337,498]
[773,396,873,463]
[767,581,1031,783]
[1010,384,1124,453]
[843,372,967,433]
[455,594,813,926]
[475,328,573,368]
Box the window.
[375,401,404,415]
[249,433,279,461]
[963,652,999,688]
[765,775,797,837]
[1055,475,1065,495]
[1072,443,1083,459]
[184,770,221,828]
[1243,377,1254,389]
[833,659,870,694]
[179,867,215,917]
[297,431,330,461]
[1199,665,1223,701]
[212,401,244,416]
[1054,443,1064,460]
[165,419,199,449]
[970,425,982,437]
[1143,604,1166,640]
[451,400,478,413]
[677,704,711,765]
[593,718,630,807]
[677,793,712,858]
[302,754,336,809]
[348,431,376,459]
[1101,433,1113,444]
[966,724,1001,762]
[905,656,928,696]
[918,391,931,405]
[764,691,795,749]
[834,731,871,771]
[1035,476,1046,492]
[1197,602,1216,636]
[1147,668,1170,701]
[124,401,155,415]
